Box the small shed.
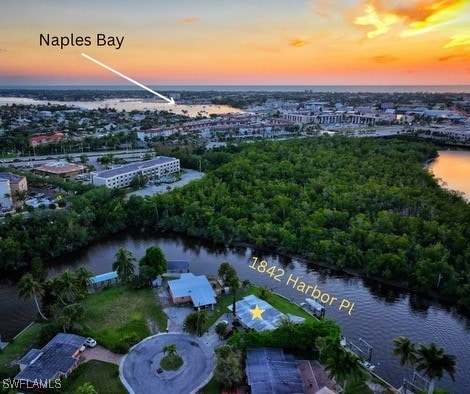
[89,271,119,291]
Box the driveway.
[82,345,124,365]
[120,333,215,394]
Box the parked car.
[85,338,97,347]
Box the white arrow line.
[81,53,175,105]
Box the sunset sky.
[1,0,469,85]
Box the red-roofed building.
[29,133,65,147]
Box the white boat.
[360,360,376,371]
[340,334,347,347]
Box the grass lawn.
[160,354,183,371]
[200,376,224,394]
[0,323,42,378]
[80,285,167,351]
[62,360,127,394]
[201,287,251,333]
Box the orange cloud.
[372,0,460,22]
[290,38,309,47]
[353,0,469,50]
[354,3,400,38]
[180,17,199,24]
[371,54,400,63]
[438,52,470,61]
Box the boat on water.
[360,360,376,371]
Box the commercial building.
[35,162,87,178]
[28,133,65,147]
[0,172,28,209]
[91,156,180,189]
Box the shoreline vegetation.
[1,137,469,313]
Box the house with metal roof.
[167,273,217,309]
[231,294,305,331]
[15,333,86,385]
[246,348,305,394]
[89,271,119,291]
[167,260,190,274]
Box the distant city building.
[91,156,180,189]
[35,162,87,177]
[0,172,27,209]
[28,133,65,147]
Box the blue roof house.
[168,273,217,309]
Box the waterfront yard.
[80,285,167,352]
[0,323,42,378]
[200,285,317,334]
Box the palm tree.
[257,285,272,301]
[75,266,93,294]
[58,303,85,332]
[416,342,456,394]
[325,346,362,393]
[163,344,177,357]
[18,273,47,320]
[277,315,296,332]
[392,336,418,367]
[113,248,136,283]
[14,189,28,205]
[57,271,80,304]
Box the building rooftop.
[90,271,118,284]
[168,273,216,307]
[15,333,86,382]
[167,260,190,271]
[93,156,178,179]
[246,348,305,394]
[232,294,305,331]
[36,162,86,175]
[0,172,25,183]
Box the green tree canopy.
[139,245,167,278]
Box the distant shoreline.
[1,85,469,93]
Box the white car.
[85,338,97,347]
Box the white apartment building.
[91,156,180,189]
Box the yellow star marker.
[250,304,265,320]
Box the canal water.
[428,149,470,201]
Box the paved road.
[120,333,215,394]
